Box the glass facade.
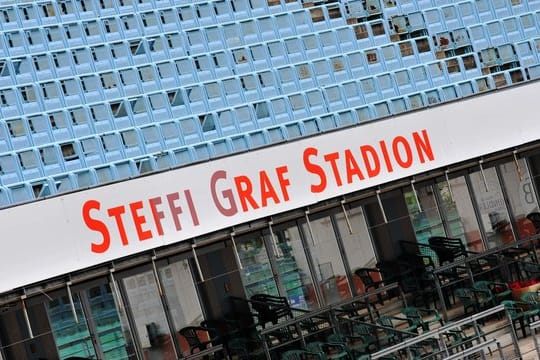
[0,149,539,358]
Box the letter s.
[303,147,326,193]
[82,200,111,254]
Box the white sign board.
[1,82,539,293]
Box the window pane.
[470,166,515,248]
[236,233,278,297]
[159,259,204,356]
[301,215,353,305]
[500,159,539,240]
[265,223,317,309]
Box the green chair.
[401,306,444,332]
[501,300,540,337]
[306,341,351,359]
[473,280,512,304]
[454,287,495,316]
[281,349,325,360]
[376,315,417,346]
[377,314,419,334]
[521,291,540,310]
[226,336,265,359]
[327,332,377,358]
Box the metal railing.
[371,305,519,359]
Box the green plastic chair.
[473,280,512,304]
[501,300,540,337]
[327,332,377,358]
[281,349,325,360]
[226,336,265,359]
[520,291,540,310]
[454,287,494,316]
[305,341,351,359]
[401,306,444,332]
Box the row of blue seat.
[0,5,538,102]
[0,0,302,32]
[0,66,534,205]
[0,35,535,159]
[2,0,538,61]
[0,39,515,124]
[0,4,539,94]
[0,65,531,189]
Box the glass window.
[500,158,540,240]
[0,301,57,359]
[265,222,317,309]
[336,204,377,295]
[121,270,176,359]
[404,184,446,247]
[47,293,97,359]
[158,258,204,357]
[470,166,515,248]
[301,214,353,305]
[235,233,279,297]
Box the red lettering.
[149,197,165,236]
[360,145,380,178]
[83,200,111,254]
[413,129,435,163]
[166,193,183,231]
[276,166,291,202]
[210,170,238,216]
[303,147,327,193]
[107,206,129,246]
[259,171,280,207]
[344,149,365,183]
[379,140,394,173]
[234,175,259,212]
[324,152,343,187]
[393,136,413,168]
[129,201,152,241]
[184,190,199,226]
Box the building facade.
[0,0,540,359]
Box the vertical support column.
[230,232,243,270]
[479,160,489,192]
[151,253,163,297]
[21,293,34,339]
[340,199,354,235]
[411,179,422,212]
[445,170,454,203]
[66,281,78,324]
[192,244,204,282]
[376,189,388,223]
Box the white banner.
[1,82,539,293]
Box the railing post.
[530,320,540,357]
